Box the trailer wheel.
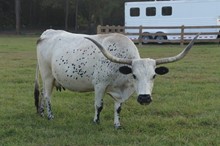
[155,35,167,44]
[141,33,153,44]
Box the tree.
[15,0,21,34]
[74,0,78,31]
[1,0,125,33]
[65,0,69,30]
[76,0,123,33]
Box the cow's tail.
[34,63,40,113]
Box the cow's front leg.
[114,102,122,129]
[94,99,103,124]
[94,85,105,124]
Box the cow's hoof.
[93,119,100,125]
[48,115,54,120]
[38,108,44,117]
[114,124,122,129]
[40,113,44,117]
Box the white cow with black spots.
[34,29,199,128]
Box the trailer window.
[130,8,140,17]
[162,6,172,16]
[146,7,156,16]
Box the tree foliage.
[0,0,127,33]
[0,0,15,30]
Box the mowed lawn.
[0,36,219,146]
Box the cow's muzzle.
[137,94,152,105]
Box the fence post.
[122,26,125,34]
[97,25,101,34]
[138,25,143,45]
[117,25,121,33]
[112,25,115,33]
[180,25,184,46]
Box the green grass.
[0,36,219,146]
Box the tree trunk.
[75,0,78,32]
[15,0,21,34]
[99,14,104,26]
[65,0,69,30]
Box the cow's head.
[85,34,199,105]
[118,59,168,105]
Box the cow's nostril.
[146,98,152,103]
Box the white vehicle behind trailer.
[125,0,220,43]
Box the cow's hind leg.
[38,88,45,117]
[43,77,55,120]
[34,63,45,116]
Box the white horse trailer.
[125,0,220,43]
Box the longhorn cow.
[34,29,199,128]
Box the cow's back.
[37,29,140,62]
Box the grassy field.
[0,36,219,146]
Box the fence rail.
[97,25,220,45]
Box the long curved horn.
[85,37,132,65]
[156,33,200,65]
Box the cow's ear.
[155,66,169,75]
[119,66,132,74]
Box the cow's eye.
[153,74,156,79]
[133,74,137,79]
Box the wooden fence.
[97,25,220,45]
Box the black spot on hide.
[117,106,121,114]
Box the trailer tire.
[141,33,153,44]
[155,35,167,44]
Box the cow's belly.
[51,53,96,92]
[57,75,94,92]
[52,65,94,92]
